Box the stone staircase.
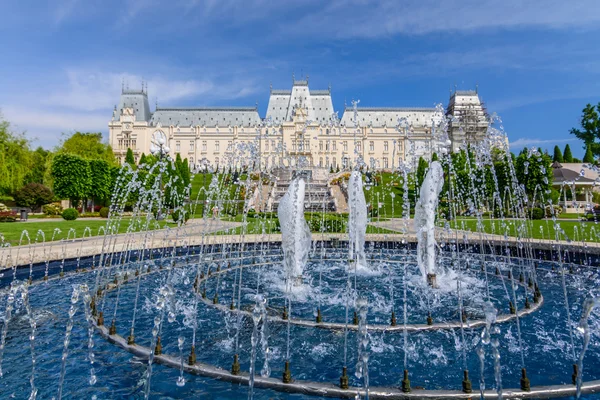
[271,168,336,212]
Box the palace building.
[109,77,489,171]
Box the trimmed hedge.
[99,207,110,218]
[62,208,79,221]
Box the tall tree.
[89,159,111,207]
[515,148,553,204]
[139,153,147,165]
[0,114,33,197]
[569,103,600,156]
[563,144,574,163]
[51,154,91,207]
[583,145,595,163]
[553,145,564,163]
[59,132,117,165]
[125,148,135,165]
[416,156,429,189]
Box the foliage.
[125,148,135,165]
[99,207,110,218]
[0,115,34,197]
[51,153,92,205]
[139,153,147,165]
[583,145,595,163]
[514,148,553,205]
[25,147,51,185]
[171,208,190,224]
[529,207,544,220]
[42,203,63,215]
[563,144,574,163]
[553,145,563,163]
[59,132,117,165]
[61,208,79,220]
[416,156,429,189]
[88,159,111,203]
[569,103,600,156]
[13,183,54,211]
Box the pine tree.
[125,148,135,165]
[431,153,439,162]
[139,153,147,165]
[583,145,595,163]
[553,146,563,163]
[563,144,574,163]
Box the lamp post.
[150,129,170,220]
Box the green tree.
[416,156,429,188]
[553,145,564,163]
[51,153,91,207]
[89,159,111,207]
[0,115,33,198]
[24,147,50,185]
[125,148,135,165]
[431,152,439,162]
[13,183,54,212]
[583,145,595,163]
[570,103,600,156]
[563,144,574,162]
[514,148,553,204]
[59,132,117,165]
[139,153,147,165]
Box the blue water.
[1,242,599,399]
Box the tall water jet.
[414,161,444,286]
[278,178,311,287]
[348,171,368,270]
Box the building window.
[356,142,362,152]
[215,141,220,152]
[326,129,329,135]
[304,139,309,150]
[319,157,323,167]
[369,141,374,151]
[265,140,269,151]
[384,141,388,152]
[176,141,181,152]
[215,157,219,165]
[292,141,297,151]
[227,141,232,151]
[190,157,194,166]
[190,140,195,152]
[383,157,388,169]
[202,141,207,152]
[319,141,323,151]
[332,141,337,151]
[343,141,348,151]
[132,139,136,148]
[326,140,330,151]
[326,156,330,167]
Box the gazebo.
[552,161,599,212]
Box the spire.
[328,83,331,93]
[475,83,479,94]
[292,71,295,84]
[269,82,272,94]
[121,78,125,93]
[306,74,309,84]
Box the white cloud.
[509,137,578,149]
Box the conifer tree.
[553,145,563,163]
[563,144,574,162]
[583,145,595,163]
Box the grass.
[451,218,600,242]
[0,218,177,246]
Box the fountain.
[1,114,600,400]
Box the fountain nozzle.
[339,366,349,389]
[520,368,531,391]
[282,360,292,383]
[426,273,437,288]
[402,369,411,393]
[231,354,240,375]
[462,370,472,393]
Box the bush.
[529,207,544,220]
[171,209,190,224]
[0,203,9,212]
[99,207,110,218]
[62,208,79,221]
[13,183,54,212]
[42,203,63,216]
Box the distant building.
[109,77,490,171]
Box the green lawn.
[0,218,176,246]
[451,218,600,242]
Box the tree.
[25,147,50,185]
[13,183,54,212]
[583,145,595,163]
[59,132,117,165]
[514,148,553,204]
[431,152,439,162]
[88,159,111,207]
[139,153,147,165]
[51,153,91,207]
[553,145,564,163]
[416,156,429,188]
[570,103,600,156]
[0,114,34,198]
[563,144,574,163]
[125,148,135,165]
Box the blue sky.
[1,0,599,157]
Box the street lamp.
[151,129,170,160]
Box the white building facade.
[109,78,489,171]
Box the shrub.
[13,183,54,212]
[529,207,544,220]
[99,207,110,218]
[42,203,63,216]
[94,205,102,212]
[171,209,190,224]
[0,203,9,212]
[62,208,79,221]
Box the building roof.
[339,107,436,128]
[149,107,261,127]
[116,89,151,122]
[552,162,599,184]
[265,81,335,124]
